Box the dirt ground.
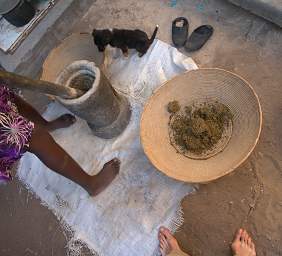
[0,0,281,255]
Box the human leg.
[14,94,75,131]
[28,127,120,196]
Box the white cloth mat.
[18,39,198,256]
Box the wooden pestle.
[0,70,84,99]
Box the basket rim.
[140,68,263,183]
[41,33,105,83]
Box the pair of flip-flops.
[172,17,213,52]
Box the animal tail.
[149,25,159,44]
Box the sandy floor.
[0,0,281,255]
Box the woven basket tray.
[141,68,262,183]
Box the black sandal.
[185,25,213,52]
[172,17,189,48]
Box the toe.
[164,236,169,246]
[104,158,121,168]
[162,227,173,239]
[114,158,121,165]
[160,239,165,249]
[69,114,76,122]
[250,241,255,250]
[160,233,167,244]
[161,236,167,246]
[160,237,168,254]
[247,237,252,246]
[159,242,165,255]
[63,114,76,123]
[241,230,248,243]
[160,246,166,256]
[159,227,168,237]
[234,229,243,242]
[112,158,121,165]
[113,159,121,172]
[244,231,249,243]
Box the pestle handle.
[0,70,84,99]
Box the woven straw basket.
[140,68,262,183]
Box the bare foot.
[232,229,256,256]
[87,158,120,196]
[48,114,76,131]
[158,227,185,256]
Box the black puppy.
[92,26,159,57]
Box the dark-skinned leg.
[14,94,76,131]
[15,95,120,195]
[28,127,120,196]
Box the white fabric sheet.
[18,40,198,256]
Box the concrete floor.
[0,0,281,255]
[227,0,282,27]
